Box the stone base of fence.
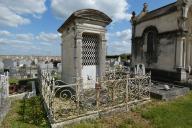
[9,91,36,100]
[49,99,150,128]
[51,113,98,128]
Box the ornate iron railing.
[38,68,151,123]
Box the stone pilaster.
[186,38,191,67]
[191,41,192,66]
[60,42,64,80]
[99,32,107,77]
[75,30,83,79]
[175,37,187,81]
[176,37,184,69]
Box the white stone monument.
[58,9,112,89]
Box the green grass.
[2,92,192,128]
[141,92,192,128]
[65,111,150,128]
[1,96,49,128]
[67,92,192,128]
[9,77,38,84]
[9,77,19,84]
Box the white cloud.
[36,32,60,42]
[0,31,61,55]
[0,0,46,27]
[115,29,132,41]
[107,29,132,55]
[0,32,58,48]
[0,31,60,44]
[0,38,34,55]
[51,0,131,21]
[0,38,51,55]
[0,4,30,27]
[0,0,46,15]
[16,33,34,41]
[0,30,11,37]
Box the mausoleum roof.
[138,2,177,23]
[58,9,112,33]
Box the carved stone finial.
[131,11,136,20]
[183,0,189,4]
[143,3,148,12]
[132,11,136,17]
[177,0,192,31]
[131,11,137,25]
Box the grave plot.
[150,81,190,101]
[38,66,151,127]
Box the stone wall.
[133,32,178,72]
[135,12,178,37]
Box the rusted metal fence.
[38,68,151,124]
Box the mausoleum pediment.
[58,9,112,33]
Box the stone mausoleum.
[131,0,192,81]
[58,9,112,88]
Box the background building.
[131,0,192,81]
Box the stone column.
[183,38,186,68]
[61,37,64,80]
[186,38,191,67]
[6,72,9,97]
[176,37,183,69]
[99,32,107,77]
[190,40,192,67]
[176,37,187,81]
[75,30,83,81]
[191,41,192,66]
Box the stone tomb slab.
[150,81,190,101]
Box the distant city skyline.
[0,0,175,56]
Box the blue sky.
[0,0,175,56]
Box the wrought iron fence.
[38,68,151,123]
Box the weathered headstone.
[57,63,62,73]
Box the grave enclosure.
[36,9,152,128]
[38,67,151,127]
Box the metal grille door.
[82,34,99,65]
[82,33,100,89]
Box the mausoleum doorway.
[82,33,100,88]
